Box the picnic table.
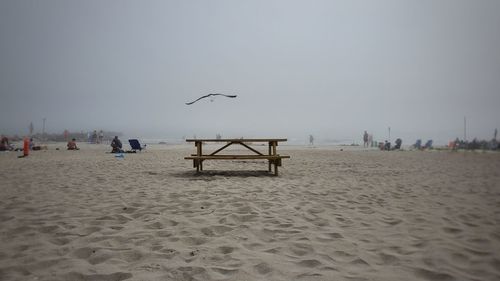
[184,138,290,176]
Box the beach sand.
[1,144,499,281]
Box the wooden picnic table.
[184,138,290,176]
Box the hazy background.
[1,0,499,144]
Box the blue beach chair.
[128,139,146,152]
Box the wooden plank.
[185,155,289,160]
[186,138,287,142]
[209,141,233,155]
[238,142,264,155]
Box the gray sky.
[1,0,499,144]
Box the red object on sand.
[23,137,29,157]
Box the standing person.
[92,130,98,144]
[110,136,123,153]
[98,130,104,144]
[309,135,314,146]
[363,131,369,147]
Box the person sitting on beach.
[30,138,42,150]
[0,135,13,151]
[67,138,79,150]
[110,136,123,153]
[393,138,402,150]
[384,140,391,150]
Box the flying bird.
[185,93,237,105]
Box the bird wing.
[185,94,212,105]
[185,93,237,105]
[213,94,237,98]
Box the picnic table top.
[185,138,287,142]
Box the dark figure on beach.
[30,138,42,150]
[0,135,13,151]
[363,131,369,148]
[384,140,391,151]
[91,130,98,144]
[111,136,123,153]
[393,138,402,150]
[67,138,79,150]
[414,139,422,150]
[309,135,314,146]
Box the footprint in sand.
[181,236,209,246]
[296,259,322,268]
[349,257,370,266]
[89,252,113,265]
[48,237,71,246]
[146,222,164,229]
[63,271,132,281]
[211,267,239,276]
[38,225,61,233]
[201,225,234,237]
[216,246,235,254]
[120,250,144,262]
[413,268,454,281]
[254,262,273,275]
[378,252,399,265]
[442,227,463,234]
[73,247,97,259]
[288,243,315,257]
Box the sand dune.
[1,144,499,280]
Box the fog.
[1,0,499,144]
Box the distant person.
[92,130,98,144]
[384,140,391,150]
[30,138,42,150]
[0,135,13,151]
[67,138,79,150]
[393,138,402,150]
[378,142,385,150]
[98,130,104,144]
[111,136,123,153]
[363,131,369,148]
[309,135,314,146]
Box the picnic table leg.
[196,141,202,172]
[268,142,272,172]
[272,141,278,175]
[199,144,203,171]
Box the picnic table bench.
[184,138,290,176]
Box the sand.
[0,144,499,281]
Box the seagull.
[185,93,237,105]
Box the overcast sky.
[1,0,499,144]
